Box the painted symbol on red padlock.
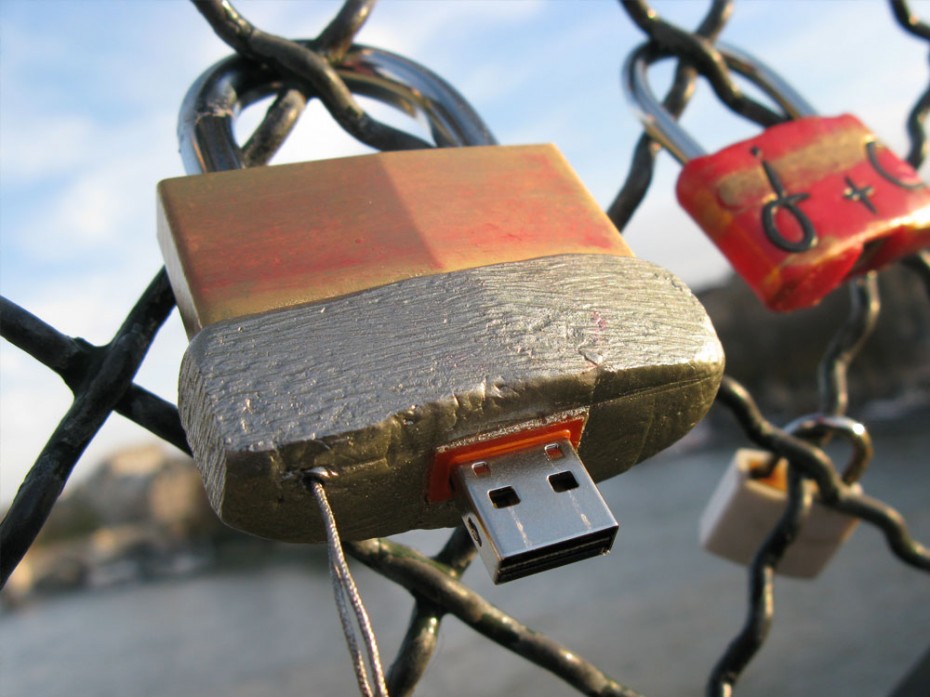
[626,43,930,312]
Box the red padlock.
[626,43,930,312]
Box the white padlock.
[699,416,870,579]
[700,448,862,578]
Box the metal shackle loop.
[623,41,817,164]
[782,414,873,485]
[179,44,496,176]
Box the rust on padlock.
[159,144,633,336]
[677,115,930,311]
[747,453,788,492]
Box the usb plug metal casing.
[450,438,619,583]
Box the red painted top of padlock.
[158,144,632,336]
[677,114,930,311]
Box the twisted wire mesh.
[614,2,930,693]
[1,1,928,695]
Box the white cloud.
[0,115,99,183]
[12,119,179,258]
[359,0,545,58]
[0,358,75,502]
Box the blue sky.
[2,0,928,501]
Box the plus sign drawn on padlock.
[842,176,876,214]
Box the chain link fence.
[2,1,929,695]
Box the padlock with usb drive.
[159,45,725,583]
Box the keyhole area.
[467,518,482,546]
[489,486,520,508]
[549,471,579,493]
[544,443,564,460]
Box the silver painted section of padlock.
[172,40,725,548]
[179,44,495,176]
[180,253,724,543]
[623,42,817,164]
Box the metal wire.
[619,0,784,128]
[608,0,733,230]
[192,0,431,152]
[622,41,816,164]
[0,273,183,585]
[889,0,930,289]
[706,461,810,697]
[904,249,930,298]
[614,2,930,692]
[347,537,646,697]
[817,275,881,417]
[306,470,388,697]
[1,1,928,695]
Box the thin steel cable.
[172,10,503,695]
[306,471,388,697]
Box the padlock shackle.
[783,414,872,485]
[178,53,262,175]
[337,45,497,150]
[179,44,496,175]
[623,42,817,164]
[720,44,816,121]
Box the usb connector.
[450,438,619,583]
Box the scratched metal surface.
[181,254,723,542]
